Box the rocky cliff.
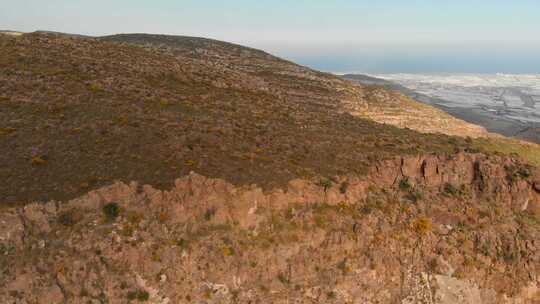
[2,152,540,303]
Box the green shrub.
[406,190,423,203]
[176,238,189,249]
[337,258,351,275]
[222,245,235,256]
[339,181,349,194]
[413,217,432,235]
[277,272,289,285]
[204,207,216,221]
[89,83,102,93]
[443,183,459,196]
[318,177,334,191]
[58,211,77,226]
[517,167,531,178]
[0,243,16,256]
[159,98,170,107]
[127,289,149,301]
[360,204,373,215]
[399,178,411,191]
[103,202,120,221]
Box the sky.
[2,0,540,73]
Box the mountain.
[1,32,540,303]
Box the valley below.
[345,73,540,144]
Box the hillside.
[1,32,482,204]
[104,35,490,139]
[1,32,540,303]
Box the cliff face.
[2,152,540,303]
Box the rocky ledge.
[1,152,540,303]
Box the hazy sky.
[2,0,540,73]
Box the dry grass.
[0,32,537,205]
[473,138,540,167]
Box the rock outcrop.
[2,152,540,303]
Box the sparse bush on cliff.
[127,289,149,302]
[339,181,349,194]
[204,207,216,221]
[58,211,79,226]
[277,272,289,285]
[413,217,432,235]
[406,189,423,203]
[337,258,352,275]
[443,183,459,196]
[103,202,120,221]
[399,178,411,191]
[89,83,102,93]
[317,177,335,191]
[222,245,235,256]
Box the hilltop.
[0,32,489,204]
[1,32,540,303]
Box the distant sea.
[288,48,540,75]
